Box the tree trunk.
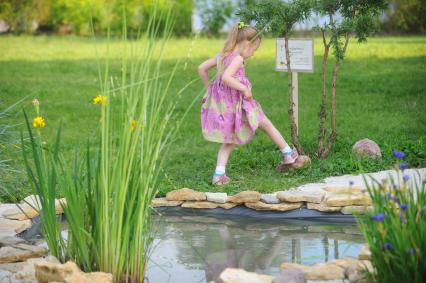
[320,34,350,158]
[316,29,331,157]
[284,33,304,154]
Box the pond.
[21,210,364,283]
[145,213,364,283]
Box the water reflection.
[146,214,364,283]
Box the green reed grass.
[20,2,198,282]
[357,161,426,283]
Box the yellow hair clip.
[238,21,245,29]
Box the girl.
[198,22,298,186]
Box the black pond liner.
[153,205,356,223]
[18,205,355,242]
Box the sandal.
[212,174,231,186]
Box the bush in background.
[0,0,193,36]
[382,0,426,34]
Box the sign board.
[276,38,314,73]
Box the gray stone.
[260,193,280,204]
[205,192,228,204]
[273,268,306,283]
[352,138,382,159]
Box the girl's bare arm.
[221,55,247,93]
[198,57,217,88]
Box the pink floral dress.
[201,52,265,144]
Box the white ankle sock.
[280,145,292,156]
[214,165,226,176]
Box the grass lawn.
[0,35,425,200]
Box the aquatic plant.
[21,2,197,282]
[357,151,426,283]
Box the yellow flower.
[131,119,137,130]
[93,95,107,105]
[33,116,46,128]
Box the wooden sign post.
[276,38,314,135]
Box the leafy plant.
[239,0,313,154]
[314,0,388,158]
[21,2,196,282]
[357,151,426,283]
[196,0,235,36]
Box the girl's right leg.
[213,143,234,185]
[258,116,298,164]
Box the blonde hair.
[221,23,261,58]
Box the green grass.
[1,35,425,200]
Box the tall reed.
[21,2,197,282]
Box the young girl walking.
[198,22,298,186]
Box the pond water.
[145,213,365,283]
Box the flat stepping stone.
[245,201,303,212]
[228,191,260,204]
[0,244,47,264]
[166,188,206,201]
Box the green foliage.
[0,0,35,33]
[238,0,313,36]
[382,0,426,33]
[196,0,234,36]
[0,0,193,36]
[357,163,426,283]
[314,0,388,61]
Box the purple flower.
[371,213,385,221]
[392,184,398,190]
[392,150,406,159]
[384,242,393,250]
[399,163,408,170]
[403,174,410,182]
[400,204,409,210]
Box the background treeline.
[0,0,425,36]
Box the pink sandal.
[212,175,231,186]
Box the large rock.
[217,268,274,283]
[280,262,345,280]
[273,268,306,283]
[165,188,206,201]
[277,187,325,204]
[2,196,65,221]
[228,191,261,204]
[205,192,228,204]
[181,201,219,209]
[245,201,303,212]
[0,256,59,281]
[0,244,47,264]
[323,192,372,207]
[151,197,183,207]
[352,139,381,159]
[0,219,32,234]
[35,261,113,283]
[276,155,311,172]
[341,206,372,215]
[307,202,342,212]
[260,193,280,204]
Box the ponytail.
[221,23,261,58]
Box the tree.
[314,0,388,158]
[196,0,234,36]
[382,0,426,33]
[238,0,312,154]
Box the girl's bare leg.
[258,116,289,149]
[216,143,235,167]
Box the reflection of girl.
[204,225,285,282]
